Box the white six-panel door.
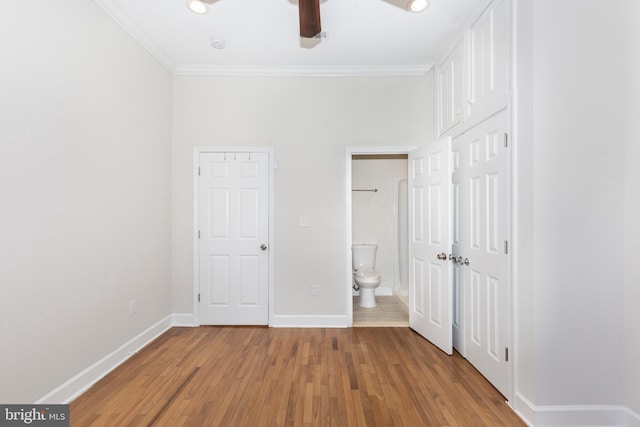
[451,150,465,354]
[452,110,511,398]
[198,152,269,325]
[409,138,453,355]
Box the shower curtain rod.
[352,189,378,192]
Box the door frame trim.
[192,147,275,326]
[345,146,416,326]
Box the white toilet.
[352,244,382,308]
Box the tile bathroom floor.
[353,295,409,327]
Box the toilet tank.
[352,244,378,270]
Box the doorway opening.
[346,147,413,327]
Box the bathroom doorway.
[347,148,412,327]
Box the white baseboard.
[36,315,173,404]
[515,392,640,427]
[624,408,640,427]
[514,392,536,426]
[270,314,348,328]
[171,312,197,326]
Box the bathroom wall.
[352,157,408,294]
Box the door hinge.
[198,293,200,302]
[504,133,509,148]
[504,240,509,254]
[198,230,201,239]
[505,347,509,362]
[198,167,201,176]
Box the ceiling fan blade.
[299,0,321,38]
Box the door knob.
[448,254,469,265]
[260,244,268,251]
[437,252,447,260]
[455,256,470,266]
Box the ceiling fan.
[298,0,322,38]
[298,0,431,37]
[187,0,429,38]
[187,0,322,38]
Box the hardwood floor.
[70,327,525,426]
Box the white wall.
[0,0,173,403]
[352,157,408,292]
[532,0,627,406]
[624,1,640,415]
[512,0,536,407]
[171,74,434,319]
[515,0,637,415]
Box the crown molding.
[173,64,433,77]
[93,0,176,74]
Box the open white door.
[408,137,453,355]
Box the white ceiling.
[95,0,482,76]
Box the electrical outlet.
[311,285,319,296]
[299,216,311,227]
[129,300,136,315]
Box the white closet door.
[437,40,463,136]
[198,152,269,325]
[465,0,511,119]
[452,143,465,355]
[408,138,453,355]
[453,110,511,398]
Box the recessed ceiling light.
[408,0,429,12]
[187,0,208,15]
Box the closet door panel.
[437,40,463,136]
[465,0,510,120]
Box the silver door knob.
[260,244,268,251]
[455,256,469,266]
[437,252,447,260]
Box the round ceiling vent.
[210,39,226,49]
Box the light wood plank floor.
[353,296,409,327]
[70,327,525,426]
